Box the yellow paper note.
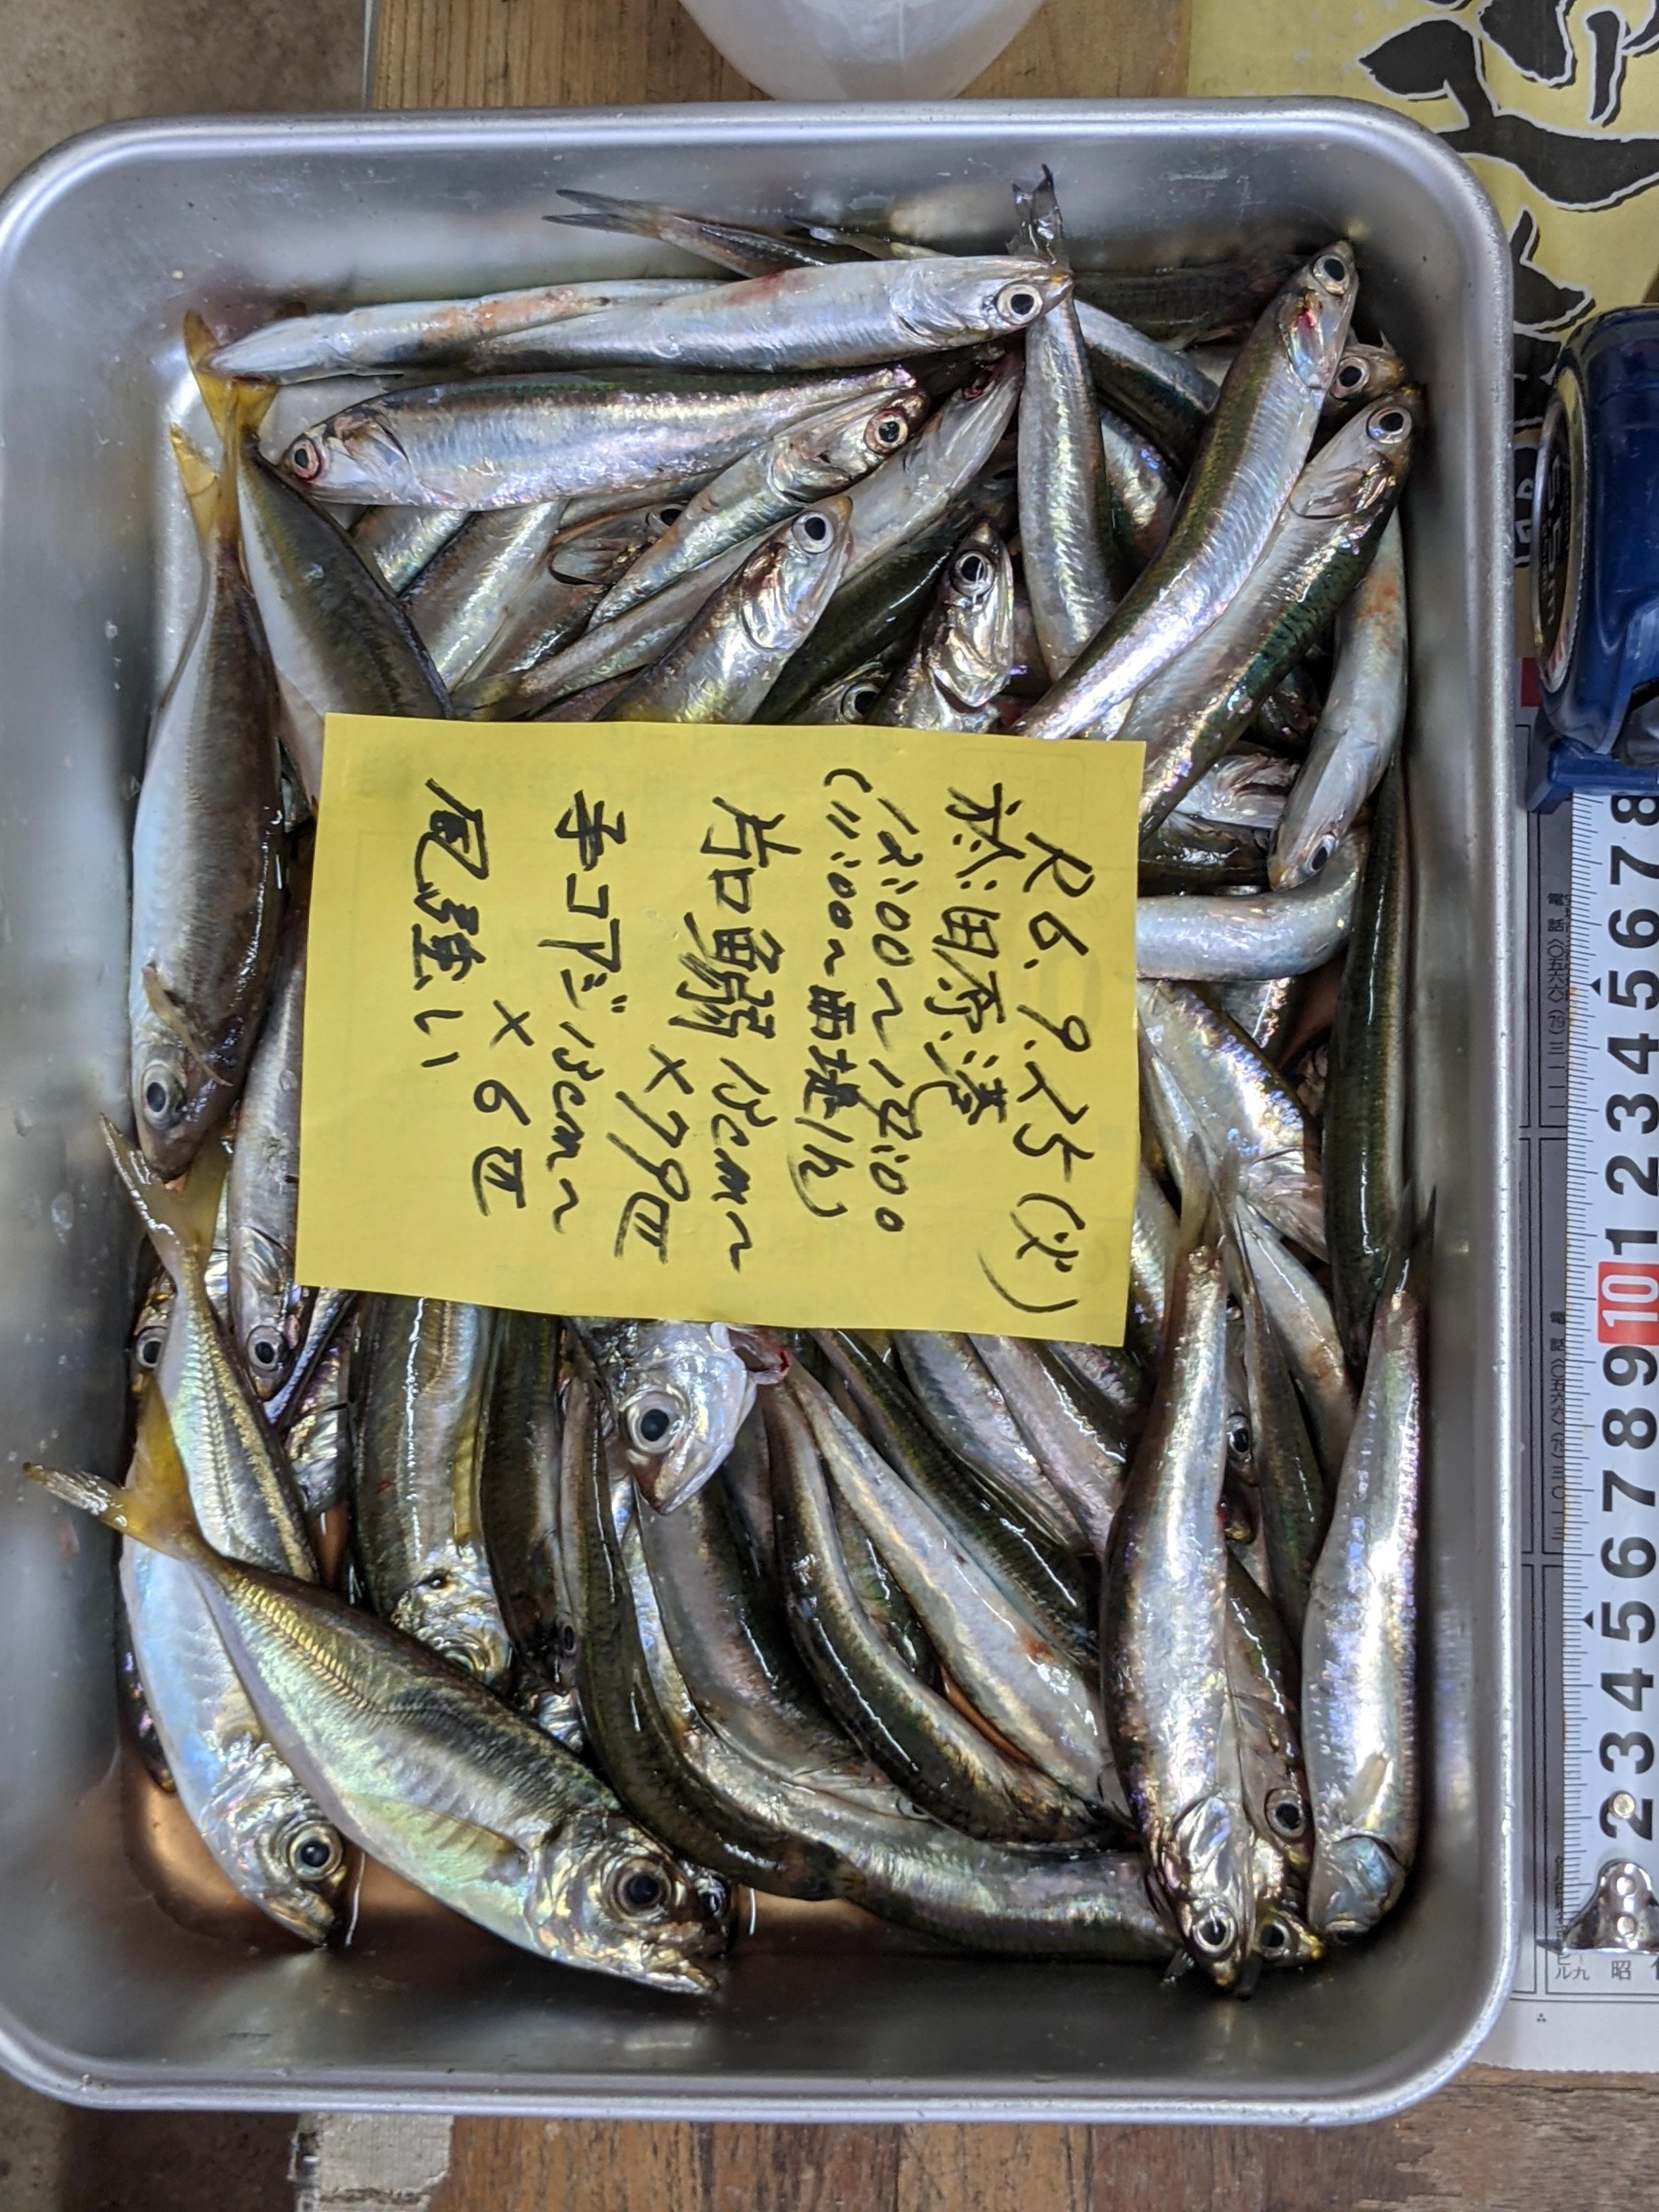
[297,716,1142,1343]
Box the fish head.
[132,1030,233,1181]
[1255,1900,1324,1970]
[604,1322,757,1513]
[233,1238,306,1400]
[528,1805,729,1995]
[204,1741,347,1946]
[776,392,928,500]
[922,349,1025,477]
[1322,336,1407,424]
[281,408,415,503]
[388,1556,515,1687]
[549,504,684,585]
[740,499,854,654]
[930,521,1015,713]
[1278,242,1359,396]
[1160,1792,1256,1988]
[815,661,891,724]
[1308,1831,1407,1939]
[1289,390,1419,524]
[128,1271,174,1396]
[893,257,1069,349]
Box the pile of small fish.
[32,177,1422,1999]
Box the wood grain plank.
[371,0,1189,111]
[708,2122,901,2209]
[897,2122,1091,2212]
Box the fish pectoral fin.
[348,1793,528,1891]
[141,964,232,1080]
[1346,1752,1395,1834]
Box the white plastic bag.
[679,0,1044,99]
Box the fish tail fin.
[183,313,276,538]
[100,1116,227,1288]
[30,1390,204,1562]
[545,188,661,241]
[168,423,218,546]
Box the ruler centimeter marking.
[1564,793,1659,1925]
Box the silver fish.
[131,359,283,1177]
[225,878,307,1398]
[1014,175,1116,678]
[1019,245,1357,744]
[602,499,852,724]
[352,505,470,592]
[452,501,686,715]
[1116,395,1414,833]
[40,1423,723,1994]
[1321,336,1407,426]
[1272,512,1408,888]
[437,256,1068,374]
[968,1334,1125,1555]
[1074,297,1217,471]
[236,438,449,806]
[567,1318,756,1513]
[207,279,715,380]
[1099,405,1181,572]
[1170,748,1297,835]
[1137,980,1325,1259]
[591,389,926,625]
[119,1391,346,1945]
[1103,1184,1254,1984]
[282,367,919,507]
[893,1332,1086,1550]
[1238,1205,1356,1481]
[279,1321,353,1520]
[794,1370,1112,1808]
[503,531,768,715]
[1302,1239,1423,1938]
[1135,829,1365,981]
[867,519,1014,730]
[402,500,567,685]
[352,1297,514,1685]
[834,353,1023,589]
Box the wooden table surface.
[369,0,1639,2198]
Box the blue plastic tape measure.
[1529,308,1659,811]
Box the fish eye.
[656,505,684,527]
[1336,359,1367,390]
[1192,1908,1235,1955]
[792,510,835,551]
[285,436,323,482]
[1315,252,1351,290]
[612,1860,668,1916]
[423,1569,453,1591]
[558,1621,578,1656]
[1307,835,1336,876]
[1267,1788,1309,1839]
[133,1325,165,1372]
[871,410,908,448]
[247,1328,285,1375]
[996,281,1045,325]
[1258,1917,1290,1956]
[139,1062,184,1130]
[953,549,992,592]
[844,680,882,718]
[1370,406,1408,439]
[1227,1412,1252,1460]
[285,1821,343,1883]
[627,1392,683,1454]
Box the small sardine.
[1020,246,1358,744]
[225,870,308,1397]
[567,1318,756,1513]
[1103,1180,1254,1984]
[1273,512,1408,888]
[352,1297,514,1685]
[602,499,852,724]
[402,500,567,685]
[352,505,470,593]
[867,519,1014,731]
[591,389,925,625]
[1136,830,1366,981]
[1302,1237,1423,1938]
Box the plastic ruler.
[1560,793,1659,1954]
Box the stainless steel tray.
[0,99,1516,2121]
